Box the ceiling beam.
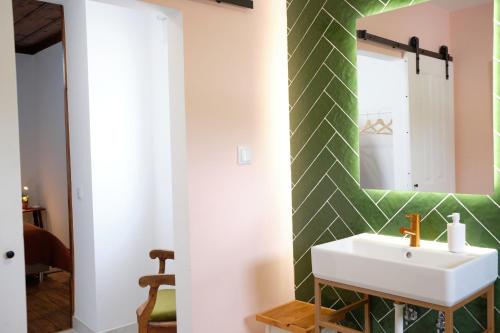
[16,17,61,44]
[216,0,253,9]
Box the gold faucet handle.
[401,214,420,235]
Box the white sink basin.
[311,233,497,307]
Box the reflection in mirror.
[356,0,493,194]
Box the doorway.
[1,0,190,331]
[12,1,73,332]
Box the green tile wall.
[287,0,500,332]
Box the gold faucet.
[400,213,421,247]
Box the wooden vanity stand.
[314,277,495,333]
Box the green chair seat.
[150,289,176,322]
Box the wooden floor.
[26,272,71,333]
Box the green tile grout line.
[288,0,500,332]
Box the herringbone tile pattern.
[287,0,500,332]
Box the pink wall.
[148,0,294,332]
[451,3,494,194]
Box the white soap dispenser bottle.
[447,213,465,253]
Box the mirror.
[356,0,493,194]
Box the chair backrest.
[149,250,175,274]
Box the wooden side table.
[23,207,46,228]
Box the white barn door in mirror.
[408,53,455,193]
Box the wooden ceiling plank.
[15,16,55,40]
[19,18,61,44]
[16,32,62,55]
[13,2,42,22]
[14,1,47,25]
[16,17,61,44]
[12,0,64,55]
[13,0,63,53]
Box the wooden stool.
[256,300,335,333]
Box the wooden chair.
[137,250,177,333]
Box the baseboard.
[73,317,94,333]
[102,322,137,333]
[72,317,137,333]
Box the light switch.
[237,146,252,165]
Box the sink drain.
[405,251,413,259]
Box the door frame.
[60,6,75,320]
[13,2,75,328]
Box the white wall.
[16,43,70,247]
[86,1,173,331]
[150,15,175,257]
[16,55,38,200]
[39,1,187,331]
